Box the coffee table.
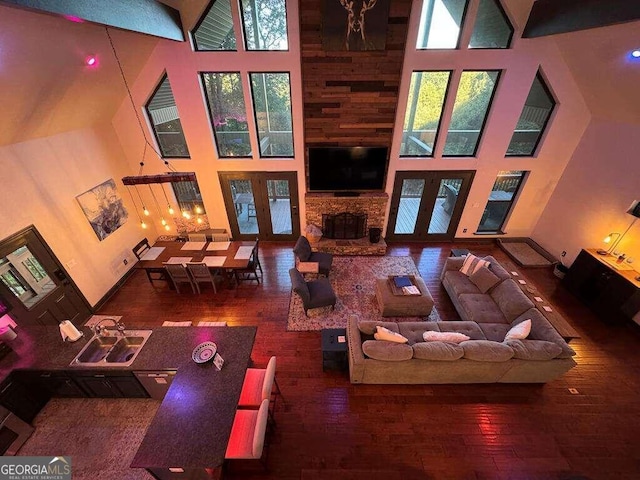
[375,275,434,317]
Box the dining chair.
[188,233,207,242]
[163,263,196,293]
[212,233,231,242]
[238,356,283,423]
[132,238,151,259]
[186,262,220,294]
[235,240,262,284]
[134,238,167,284]
[225,398,270,467]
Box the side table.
[321,328,348,371]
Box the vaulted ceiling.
[0,0,638,148]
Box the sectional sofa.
[346,255,577,384]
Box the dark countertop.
[0,324,257,470]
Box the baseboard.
[93,267,137,311]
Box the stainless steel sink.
[70,330,152,367]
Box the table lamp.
[597,232,620,255]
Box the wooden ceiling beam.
[523,0,640,38]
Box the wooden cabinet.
[72,371,148,398]
[0,372,49,423]
[564,249,640,323]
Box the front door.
[386,171,474,241]
[0,226,92,326]
[219,172,300,241]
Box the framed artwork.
[322,0,391,51]
[76,179,128,241]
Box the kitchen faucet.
[93,318,126,337]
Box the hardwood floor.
[99,242,640,480]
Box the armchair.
[293,236,333,276]
[289,268,336,317]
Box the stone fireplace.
[305,193,388,255]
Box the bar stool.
[237,356,283,422]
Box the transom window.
[443,70,501,156]
[240,0,288,51]
[201,72,251,158]
[145,74,190,158]
[417,0,469,49]
[477,170,526,233]
[249,72,294,157]
[506,72,556,156]
[469,0,513,49]
[400,71,452,157]
[172,180,206,217]
[192,0,237,51]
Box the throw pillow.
[459,254,490,277]
[374,326,409,344]
[422,330,470,344]
[469,266,501,293]
[504,319,531,341]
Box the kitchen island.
[0,324,257,479]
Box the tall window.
[477,170,526,233]
[400,71,452,157]
[201,72,251,158]
[469,0,513,49]
[506,72,555,156]
[417,0,468,49]
[192,0,237,51]
[240,0,288,50]
[249,72,294,157]
[443,70,501,156]
[145,74,190,158]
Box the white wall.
[0,125,152,306]
[533,118,640,271]
[386,0,591,237]
[111,0,306,233]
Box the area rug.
[498,239,554,267]
[287,256,440,331]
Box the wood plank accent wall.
[299,0,413,148]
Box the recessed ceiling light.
[85,55,97,67]
[632,50,640,58]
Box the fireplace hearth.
[322,212,367,239]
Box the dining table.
[136,239,257,288]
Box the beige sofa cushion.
[505,339,563,360]
[478,323,510,342]
[398,322,441,345]
[458,294,507,324]
[438,321,486,339]
[460,340,514,362]
[413,342,464,361]
[358,321,399,336]
[490,279,535,322]
[512,309,576,358]
[469,266,501,293]
[362,340,413,361]
[443,270,482,296]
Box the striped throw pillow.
[459,254,490,277]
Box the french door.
[386,171,474,241]
[0,226,92,326]
[219,172,300,241]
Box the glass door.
[219,172,300,241]
[386,171,474,241]
[0,226,92,326]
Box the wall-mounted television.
[307,146,388,192]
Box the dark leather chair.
[442,184,459,215]
[289,268,336,317]
[293,236,333,276]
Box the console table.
[564,249,640,325]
